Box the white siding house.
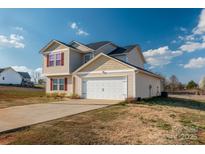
[0,68,22,84]
[0,67,31,85]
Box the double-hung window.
[47,52,63,67]
[52,79,58,90]
[52,79,65,91]
[49,54,54,66]
[56,53,61,66]
[59,79,65,90]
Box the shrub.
[69,93,81,99]
[186,80,198,89]
[46,92,67,99]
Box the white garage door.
[82,77,127,100]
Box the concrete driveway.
[0,99,119,133]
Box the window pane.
[53,79,58,84]
[56,53,61,60]
[56,60,61,66]
[53,85,58,90]
[59,79,64,84]
[56,53,61,66]
[49,54,54,60]
[59,79,64,90]
[59,85,64,90]
[49,61,54,66]
[52,79,58,90]
[49,54,54,66]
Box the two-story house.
[40,40,164,100]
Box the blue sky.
[0,9,205,83]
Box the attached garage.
[73,53,163,100]
[82,76,127,100]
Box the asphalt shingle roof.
[110,56,162,79]
[0,68,5,73]
[86,41,111,50]
[18,72,31,79]
[108,45,137,55]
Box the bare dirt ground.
[0,97,204,145]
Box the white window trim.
[48,52,62,67]
[43,48,68,54]
[56,52,62,66]
[52,78,65,91]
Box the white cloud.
[202,35,205,41]
[184,57,205,69]
[193,9,205,35]
[180,27,187,32]
[76,29,89,36]
[35,67,42,73]
[185,34,195,41]
[69,22,89,36]
[14,27,24,31]
[171,40,177,44]
[179,41,205,52]
[144,9,205,70]
[175,9,205,53]
[178,35,184,40]
[143,46,183,68]
[0,34,25,48]
[70,22,78,30]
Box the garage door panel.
[82,77,127,100]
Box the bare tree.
[169,75,179,92]
[199,76,205,90]
[31,71,41,84]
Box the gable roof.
[18,72,31,79]
[86,41,111,50]
[73,53,162,79]
[0,67,11,73]
[108,45,136,55]
[40,40,72,53]
[108,44,146,63]
[110,56,162,79]
[0,68,5,73]
[69,40,94,51]
[73,53,136,74]
[0,67,31,79]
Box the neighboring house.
[0,67,31,85]
[40,40,164,100]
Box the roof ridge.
[110,55,162,78]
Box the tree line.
[164,75,205,92]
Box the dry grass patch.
[0,86,67,109]
[0,97,205,145]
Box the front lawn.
[0,97,205,144]
[0,86,66,109]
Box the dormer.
[108,45,146,68]
[69,41,93,53]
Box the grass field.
[0,86,66,109]
[0,97,204,145]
